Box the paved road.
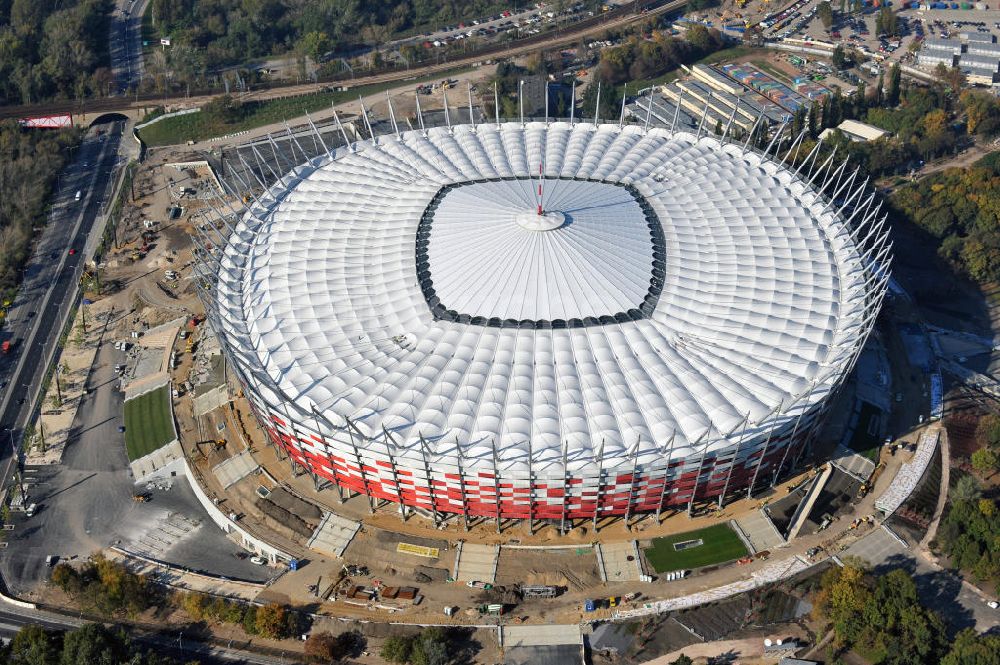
[845,526,1000,634]
[0,604,295,664]
[110,0,152,94]
[0,121,125,464]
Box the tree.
[887,63,901,107]
[876,6,898,36]
[832,44,849,71]
[60,623,129,665]
[671,656,694,665]
[953,474,982,503]
[7,624,62,665]
[972,448,999,477]
[254,603,288,639]
[380,636,413,663]
[304,632,344,663]
[975,413,1000,448]
[818,1,834,30]
[935,62,967,91]
[297,31,330,62]
[942,628,1000,665]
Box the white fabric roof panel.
[216,122,869,473]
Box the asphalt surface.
[845,526,1000,634]
[0,121,125,463]
[1,331,272,594]
[110,0,151,94]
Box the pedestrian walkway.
[875,426,939,516]
[306,512,361,559]
[597,541,644,582]
[454,542,499,583]
[734,510,785,553]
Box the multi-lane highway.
[0,121,124,510]
[109,0,152,94]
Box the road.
[0,121,124,466]
[0,604,296,664]
[845,526,1000,634]
[109,0,152,94]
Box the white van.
[74,191,81,201]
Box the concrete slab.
[212,450,259,489]
[597,540,643,582]
[830,444,876,482]
[504,623,582,647]
[306,512,361,559]
[193,384,229,416]
[735,509,785,553]
[454,542,499,583]
[129,440,183,482]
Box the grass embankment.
[643,523,749,573]
[123,384,175,461]
[138,67,472,147]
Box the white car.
[250,556,267,565]
[988,600,999,610]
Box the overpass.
[1,0,689,129]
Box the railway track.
[0,0,688,121]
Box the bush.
[47,555,156,616]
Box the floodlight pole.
[742,112,764,154]
[719,412,751,508]
[468,83,476,130]
[696,93,713,139]
[570,80,576,125]
[519,79,525,126]
[721,99,740,143]
[382,425,407,520]
[560,439,570,535]
[344,417,375,513]
[592,439,605,532]
[670,91,684,133]
[644,93,653,133]
[332,109,353,151]
[494,81,501,128]
[623,438,640,530]
[544,80,549,124]
[526,437,534,534]
[748,398,783,499]
[618,84,627,128]
[418,433,440,527]
[656,431,676,522]
[593,81,601,127]
[415,93,427,135]
[443,88,452,132]
[491,437,502,533]
[385,91,400,139]
[455,439,470,531]
[357,96,375,144]
[687,432,710,517]
[771,386,813,488]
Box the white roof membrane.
[215,122,869,470]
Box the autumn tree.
[972,448,999,477]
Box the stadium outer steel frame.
[191,94,892,533]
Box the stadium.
[197,116,891,525]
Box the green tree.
[59,623,128,665]
[876,6,898,36]
[942,628,1000,665]
[972,448,999,477]
[671,655,694,665]
[953,474,982,503]
[7,624,62,665]
[380,636,413,663]
[832,45,848,70]
[886,63,901,107]
[297,31,330,61]
[818,1,834,29]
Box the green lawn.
[848,401,883,463]
[123,385,176,461]
[643,524,749,573]
[138,67,472,147]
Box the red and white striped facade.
[195,119,891,522]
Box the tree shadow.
[874,553,976,637]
